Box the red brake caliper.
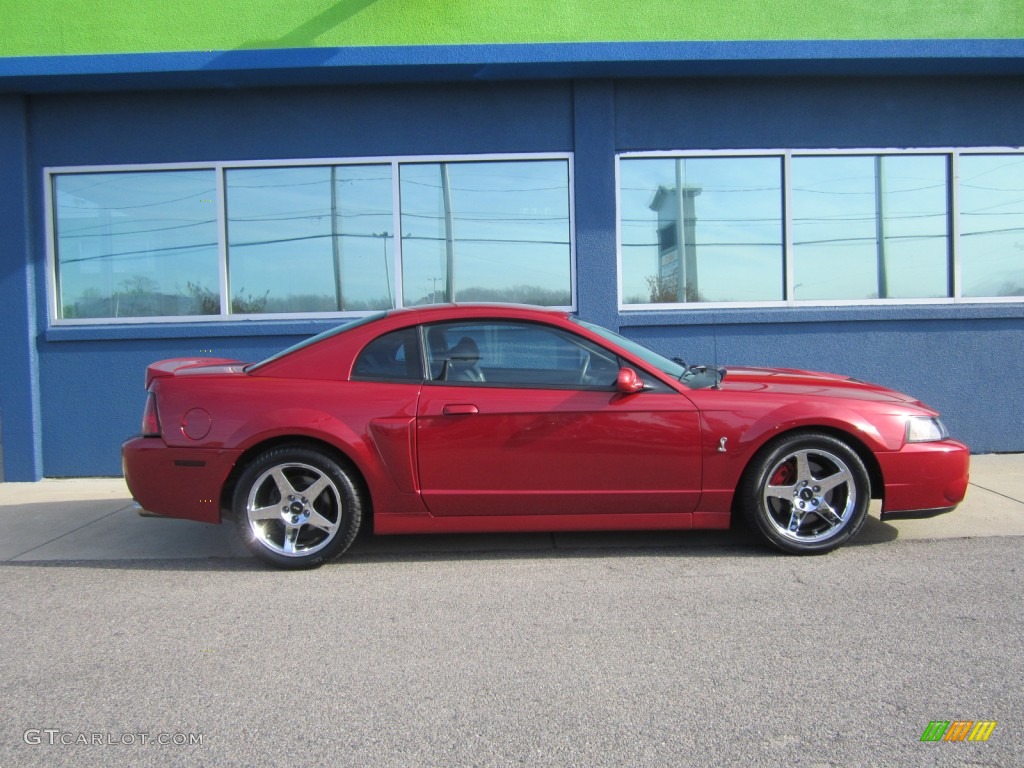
[770,461,794,487]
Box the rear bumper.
[122,436,242,524]
[877,439,970,519]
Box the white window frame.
[616,147,1024,311]
[45,153,577,325]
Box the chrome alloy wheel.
[761,447,858,544]
[244,462,342,557]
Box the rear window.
[246,312,387,372]
[351,327,423,381]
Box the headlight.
[906,416,948,443]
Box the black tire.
[232,445,364,569]
[738,432,871,555]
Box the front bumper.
[122,436,242,524]
[876,439,970,519]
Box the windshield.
[573,318,725,390]
[246,312,387,372]
[573,319,688,379]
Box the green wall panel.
[3,0,1022,57]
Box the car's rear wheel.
[232,446,363,568]
[739,432,870,554]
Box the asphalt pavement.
[1,452,1022,562]
[2,455,1022,768]
[1,528,1021,767]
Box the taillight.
[141,392,161,437]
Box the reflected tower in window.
[649,181,702,302]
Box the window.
[423,321,621,388]
[618,150,1024,308]
[48,155,574,323]
[52,170,219,319]
[620,156,783,303]
[351,327,422,381]
[226,165,394,313]
[791,155,949,300]
[959,155,1024,298]
[399,160,572,306]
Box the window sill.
[616,302,1024,327]
[44,317,356,343]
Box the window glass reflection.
[226,165,394,313]
[424,321,617,387]
[791,155,950,300]
[619,157,784,303]
[352,327,422,381]
[959,155,1024,298]
[400,160,572,307]
[53,170,219,318]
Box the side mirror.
[616,367,645,394]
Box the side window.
[423,321,621,388]
[351,327,422,381]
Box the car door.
[415,320,702,517]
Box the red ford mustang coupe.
[123,304,969,568]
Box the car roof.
[381,303,572,322]
[248,303,575,378]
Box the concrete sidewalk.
[1,454,1022,562]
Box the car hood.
[717,366,924,406]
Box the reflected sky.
[620,154,964,304]
[54,170,219,318]
[960,155,1024,297]
[400,160,572,306]
[49,152,1023,321]
[619,157,783,303]
[226,165,393,312]
[53,159,575,319]
[791,155,950,300]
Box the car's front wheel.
[738,432,871,554]
[232,446,364,568]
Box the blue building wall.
[615,77,1024,150]
[0,96,43,481]
[2,75,1022,478]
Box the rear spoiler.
[144,358,242,389]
